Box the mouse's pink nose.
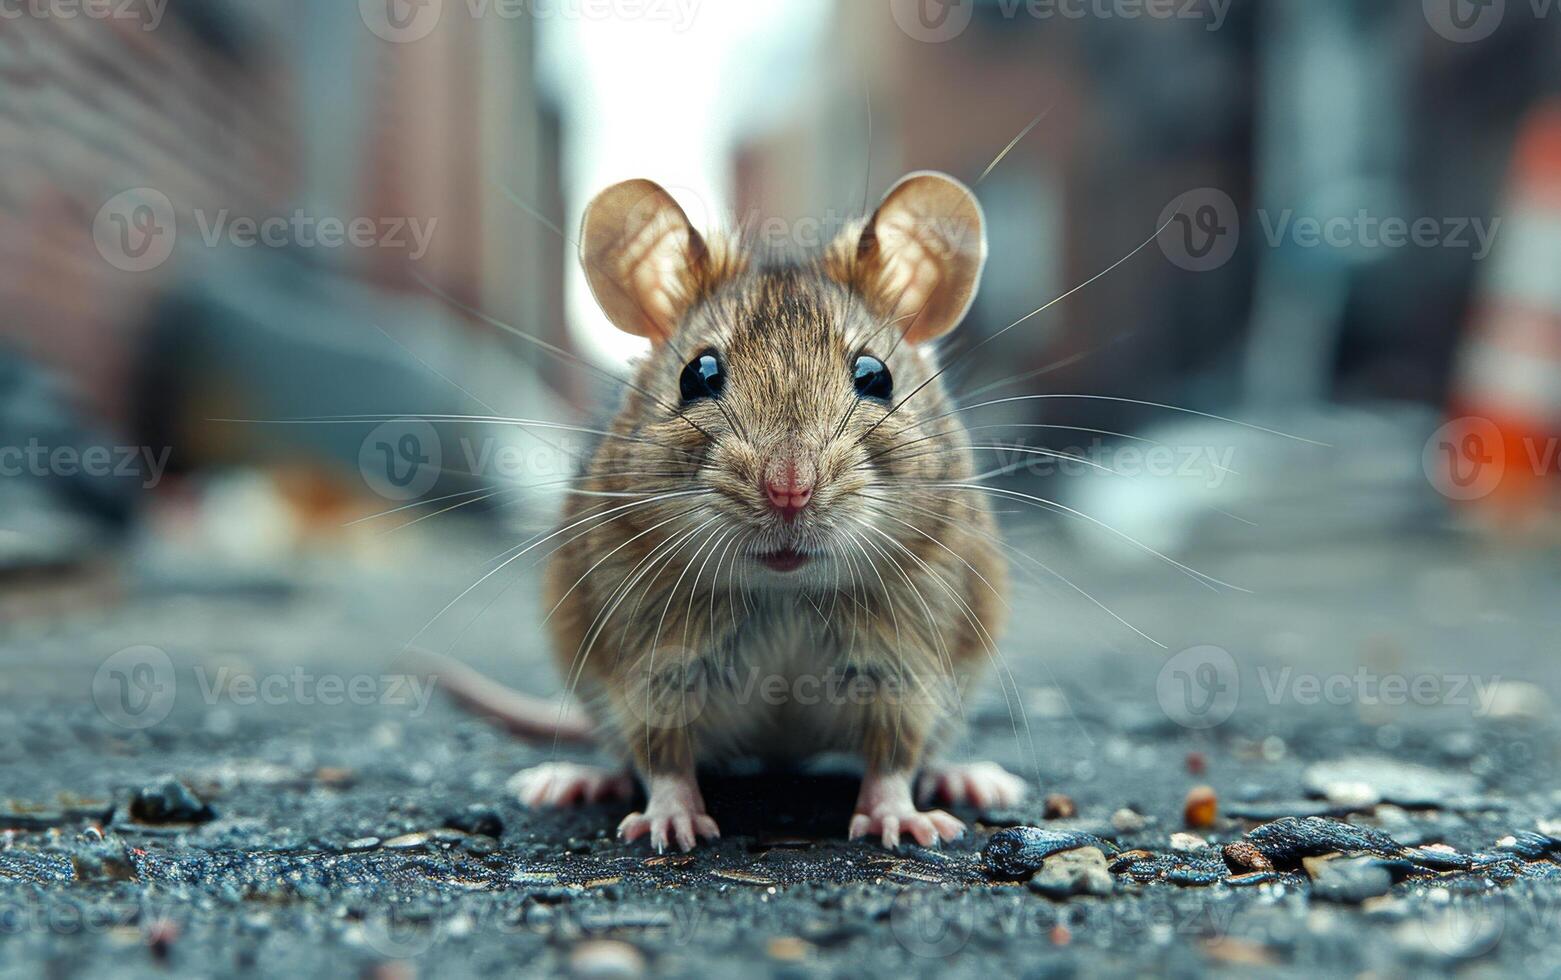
[763,455,815,520]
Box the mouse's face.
[580,173,986,584]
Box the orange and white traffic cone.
[1436,100,1561,530]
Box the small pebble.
[1184,785,1218,829]
[568,939,646,980]
[128,778,215,825]
[766,937,811,962]
[1111,808,1147,833]
[1042,793,1077,820]
[1028,846,1114,899]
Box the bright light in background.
[539,0,830,366]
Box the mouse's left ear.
[834,171,987,345]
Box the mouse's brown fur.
[528,172,1019,850]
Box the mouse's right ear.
[579,179,709,344]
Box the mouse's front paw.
[848,805,965,849]
[617,807,721,853]
[616,771,720,853]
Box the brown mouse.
[468,171,1024,852]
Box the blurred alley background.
[2,0,1560,619]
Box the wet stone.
[1304,856,1396,904]
[1231,816,1475,874]
[444,805,503,839]
[1495,831,1561,860]
[128,778,216,825]
[983,827,1117,880]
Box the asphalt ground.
[1,517,1559,978]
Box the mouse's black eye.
[679,349,725,402]
[853,354,892,401]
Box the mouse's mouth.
[754,547,811,573]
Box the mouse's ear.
[838,171,986,345]
[580,179,710,343]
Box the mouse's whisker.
[564,517,715,720]
[398,489,716,653]
[920,482,1247,595]
[850,520,965,726]
[869,520,1032,776]
[879,488,1162,652]
[409,268,724,447]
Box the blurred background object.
[2,0,1560,596]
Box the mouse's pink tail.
[403,648,595,744]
